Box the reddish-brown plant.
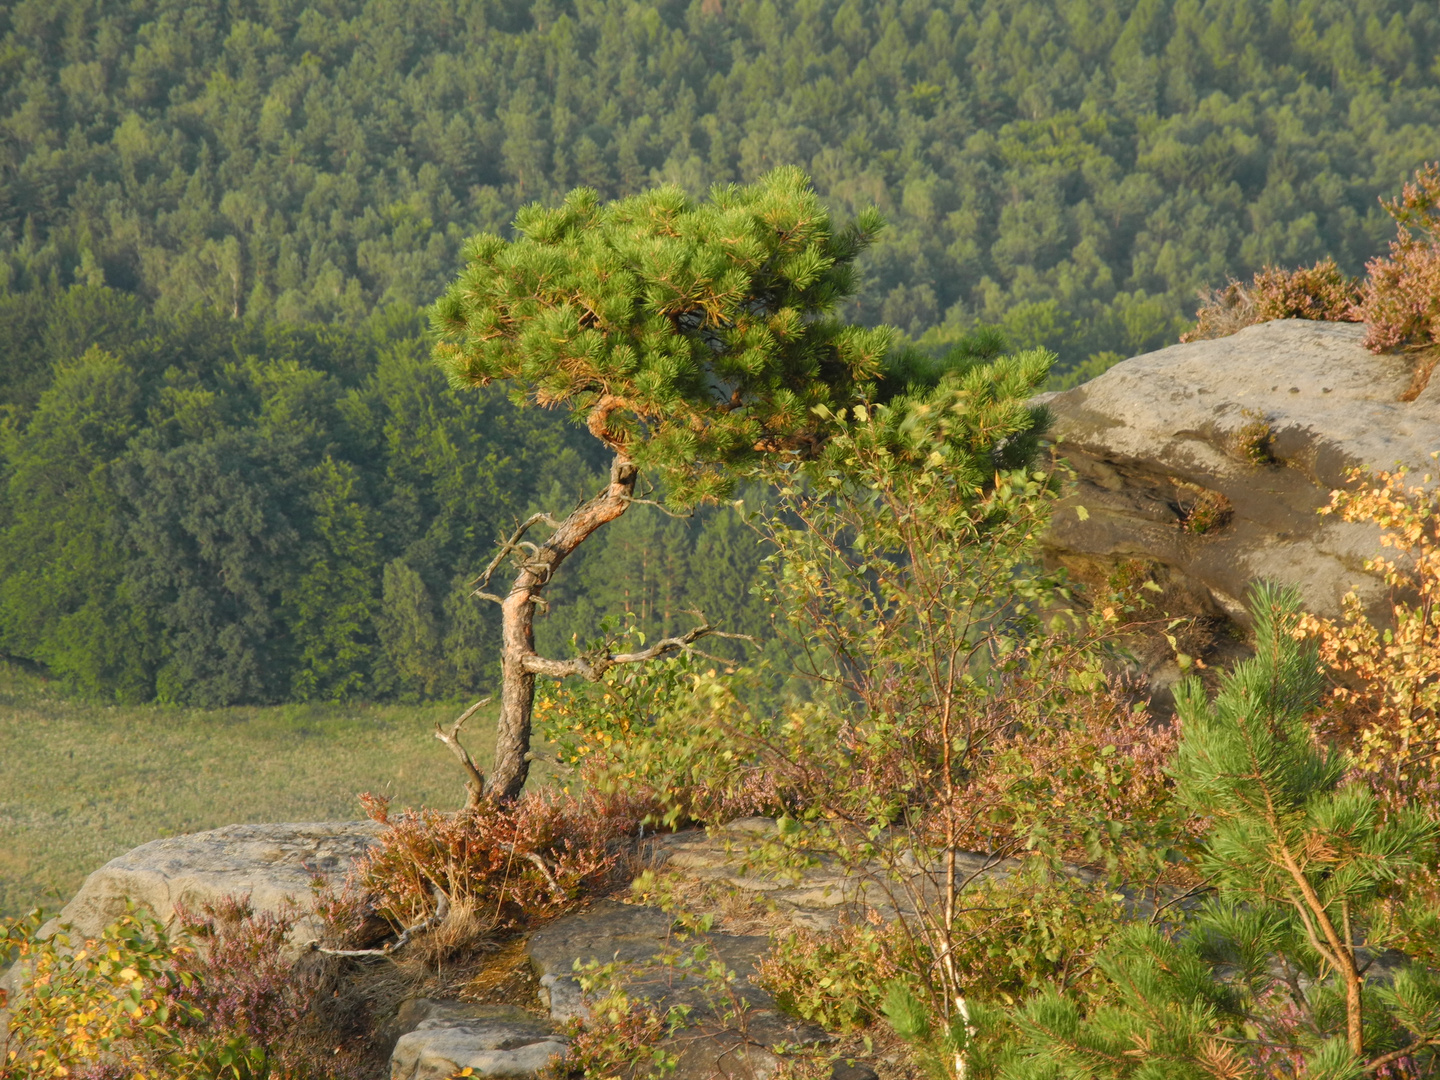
[347,787,653,937]
[1251,258,1361,323]
[952,676,1193,875]
[1357,162,1440,353]
[1182,258,1360,342]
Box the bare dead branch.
[470,512,563,595]
[521,619,718,681]
[513,849,565,898]
[435,698,491,810]
[306,887,450,958]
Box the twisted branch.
[435,698,491,810]
[471,513,562,603]
[306,887,450,958]
[521,618,723,681]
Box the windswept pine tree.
[430,167,894,799]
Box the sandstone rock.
[526,899,828,1057]
[2,821,382,1029]
[396,998,538,1032]
[40,821,383,943]
[389,1016,567,1080]
[1040,319,1440,659]
[648,817,1025,930]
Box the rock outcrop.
[1041,319,1439,664]
[0,821,382,1018]
[37,820,383,944]
[527,898,830,1080]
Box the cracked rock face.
[1040,319,1440,640]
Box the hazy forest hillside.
[1,0,1438,706]
[4,0,1438,369]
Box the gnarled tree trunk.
[488,454,639,801]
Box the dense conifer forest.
[5,0,1437,362]
[1,0,1437,703]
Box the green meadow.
[0,665,510,917]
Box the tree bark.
[488,453,638,801]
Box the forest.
[3,0,1437,369]
[1,0,1438,703]
[0,288,771,704]
[7,3,1440,1076]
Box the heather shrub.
[953,677,1191,876]
[1251,258,1362,323]
[2,901,345,1080]
[165,897,355,1079]
[1181,258,1360,343]
[1357,163,1440,353]
[1182,165,1440,363]
[343,785,652,943]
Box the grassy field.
[0,664,518,917]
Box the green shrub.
[999,585,1440,1079]
[758,921,903,1031]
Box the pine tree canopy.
[431,167,892,506]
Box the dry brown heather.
[0,665,529,917]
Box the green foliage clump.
[0,288,782,704]
[1000,585,1440,1080]
[759,922,903,1032]
[433,168,890,506]
[1,903,321,1079]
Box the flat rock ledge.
[648,815,1035,931]
[527,899,836,1080]
[9,817,920,1079]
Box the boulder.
[1040,319,1440,656]
[389,1015,567,1080]
[38,820,383,942]
[1,821,382,1017]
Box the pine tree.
[431,167,891,799]
[1002,585,1440,1080]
